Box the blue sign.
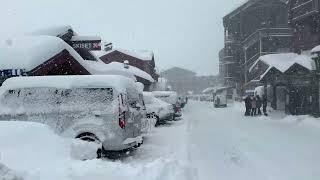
[0,69,27,77]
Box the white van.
[0,75,145,156]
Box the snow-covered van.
[0,75,145,155]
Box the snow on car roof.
[0,75,139,94]
[29,25,76,37]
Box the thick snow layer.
[0,36,73,71]
[311,45,320,53]
[0,35,99,74]
[0,75,138,95]
[97,49,153,61]
[82,60,154,82]
[29,25,75,37]
[143,92,173,119]
[152,91,178,105]
[250,53,315,80]
[71,36,101,41]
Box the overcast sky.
[0,0,245,76]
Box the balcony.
[242,28,293,49]
[225,35,241,44]
[289,0,318,22]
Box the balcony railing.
[242,28,293,48]
[289,0,318,22]
[225,35,241,44]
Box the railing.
[225,35,241,44]
[242,28,293,47]
[290,0,318,22]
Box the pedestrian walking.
[256,95,262,115]
[262,95,268,116]
[244,96,252,116]
[251,97,257,116]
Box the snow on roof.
[0,35,96,73]
[202,87,215,94]
[0,75,138,94]
[250,53,298,73]
[82,60,154,82]
[71,36,101,41]
[250,53,315,80]
[81,60,137,81]
[0,36,78,71]
[90,50,109,59]
[311,45,320,53]
[98,49,153,61]
[29,25,76,37]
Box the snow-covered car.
[0,75,145,156]
[143,92,174,124]
[152,91,182,118]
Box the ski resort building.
[221,0,293,94]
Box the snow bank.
[311,45,320,53]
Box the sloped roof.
[250,53,315,80]
[93,49,153,61]
[29,25,76,37]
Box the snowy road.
[2,101,320,180]
[185,101,320,180]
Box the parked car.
[143,92,174,124]
[151,91,182,118]
[0,75,145,157]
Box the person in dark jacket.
[244,96,252,116]
[251,97,257,116]
[256,95,262,115]
[262,95,268,116]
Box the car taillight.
[119,112,126,129]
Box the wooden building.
[97,49,159,81]
[249,53,316,115]
[222,0,293,94]
[288,0,320,53]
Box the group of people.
[244,95,268,116]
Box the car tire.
[76,132,103,159]
[155,115,160,126]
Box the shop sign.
[0,69,27,77]
[72,41,101,50]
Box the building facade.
[221,0,293,94]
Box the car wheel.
[155,115,160,126]
[76,132,103,159]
